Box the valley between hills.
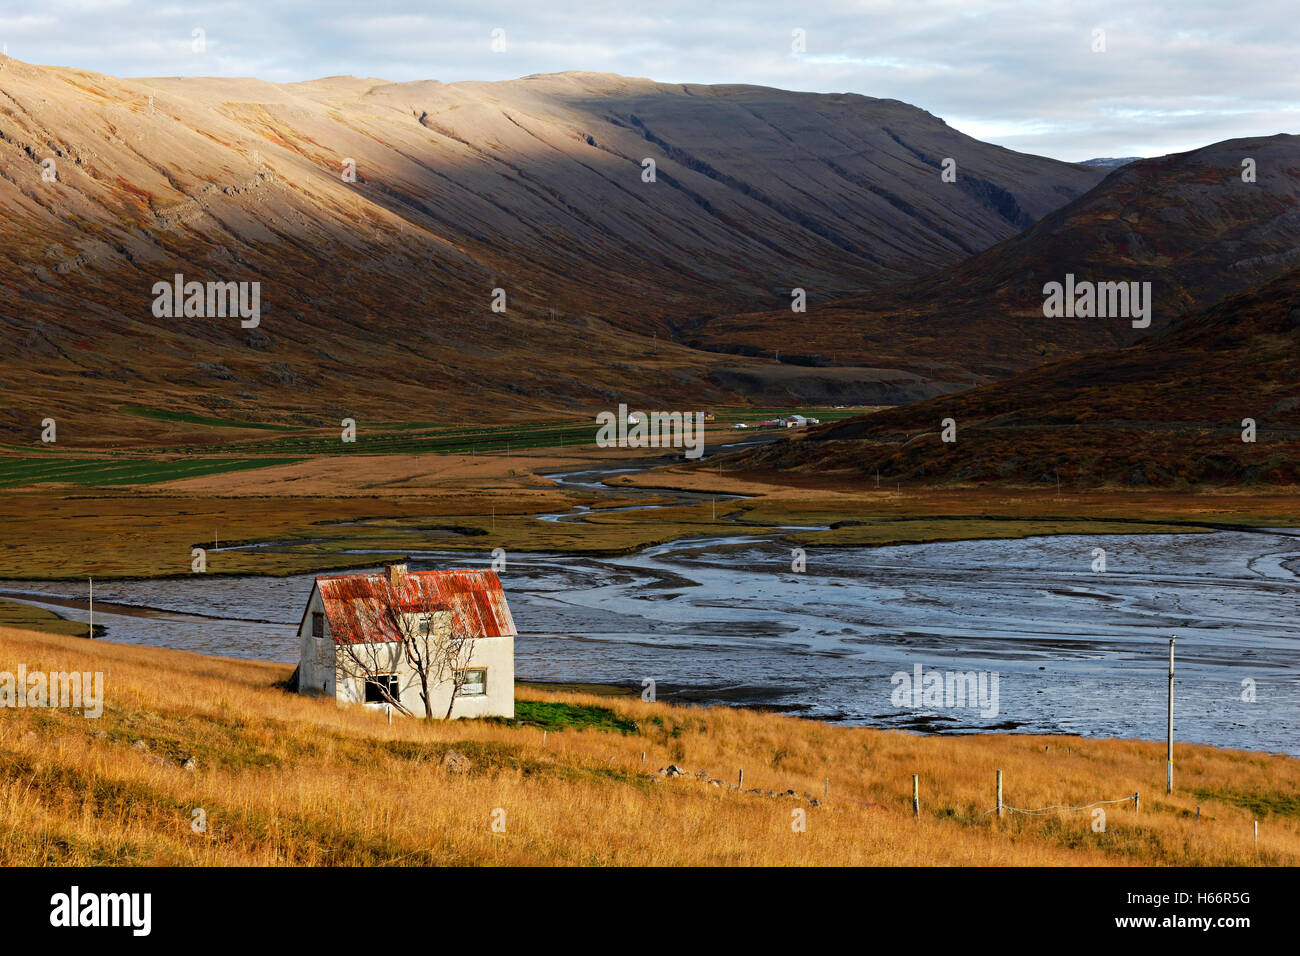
[0,57,1297,583]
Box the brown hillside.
[726,266,1300,487]
[0,60,1103,439]
[691,135,1300,380]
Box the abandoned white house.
[296,564,516,719]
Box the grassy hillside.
[1,627,1296,866]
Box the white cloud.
[3,0,1297,159]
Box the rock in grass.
[130,739,167,767]
[441,750,472,774]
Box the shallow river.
[3,461,1297,753]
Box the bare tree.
[406,608,479,720]
[320,570,480,720]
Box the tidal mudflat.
[3,523,1296,754]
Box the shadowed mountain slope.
[689,135,1300,380]
[0,59,1103,441]
[727,265,1300,487]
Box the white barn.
[296,564,515,719]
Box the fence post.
[1167,636,1176,794]
[1254,820,1259,853]
[824,778,829,801]
[738,768,744,789]
[996,769,1003,820]
[1134,792,1140,815]
[912,774,920,818]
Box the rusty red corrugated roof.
[315,568,516,644]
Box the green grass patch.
[0,456,302,488]
[165,421,603,457]
[120,406,299,431]
[1192,786,1300,819]
[506,700,640,734]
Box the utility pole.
[1167,636,1176,794]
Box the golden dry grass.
[1,626,1296,866]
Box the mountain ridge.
[0,59,1105,440]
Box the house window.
[459,668,487,697]
[311,612,325,638]
[364,674,400,704]
[418,614,433,637]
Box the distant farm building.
[296,564,515,718]
[784,415,820,428]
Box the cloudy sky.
[3,0,1296,161]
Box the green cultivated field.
[0,406,857,490]
[0,456,302,488]
[165,421,604,457]
[120,405,301,431]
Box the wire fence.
[982,794,1135,817]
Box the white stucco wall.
[297,586,336,698]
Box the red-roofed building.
[297,563,516,718]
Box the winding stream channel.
[3,449,1298,754]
